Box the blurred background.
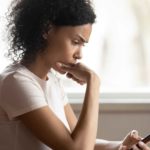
[64,0,150,93]
[0,0,150,140]
[0,0,150,92]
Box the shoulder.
[0,64,47,120]
[1,63,40,88]
[0,64,43,101]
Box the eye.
[72,40,85,46]
[72,40,80,45]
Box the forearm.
[94,139,121,150]
[71,73,100,150]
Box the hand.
[56,62,100,85]
[119,130,141,150]
[122,130,141,149]
[119,142,150,150]
[137,141,150,150]
[119,130,150,150]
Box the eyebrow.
[76,34,88,43]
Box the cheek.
[59,41,75,57]
[47,39,76,62]
[60,50,73,60]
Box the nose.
[74,49,82,60]
[74,53,82,59]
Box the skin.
[20,24,149,150]
[122,130,141,149]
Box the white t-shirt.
[0,63,70,150]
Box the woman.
[0,0,149,149]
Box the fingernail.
[131,130,138,135]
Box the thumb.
[119,145,128,150]
[56,62,71,69]
[55,62,73,73]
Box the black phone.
[136,134,150,149]
[142,134,150,143]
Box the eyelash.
[73,40,85,46]
[73,40,79,44]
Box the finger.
[69,75,85,85]
[131,130,141,141]
[55,62,69,74]
[57,62,73,69]
[123,130,141,147]
[138,141,150,150]
[57,63,79,77]
[131,144,141,150]
[66,72,86,85]
[71,76,83,84]
[66,73,73,78]
[119,145,128,150]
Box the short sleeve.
[1,72,47,120]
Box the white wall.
[69,92,150,140]
[72,103,150,140]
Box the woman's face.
[42,24,92,73]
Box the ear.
[42,25,54,39]
[43,33,48,39]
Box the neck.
[21,56,51,81]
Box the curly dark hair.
[7,0,96,63]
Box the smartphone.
[142,134,150,143]
[136,134,150,149]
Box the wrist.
[87,72,100,86]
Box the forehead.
[54,24,92,39]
